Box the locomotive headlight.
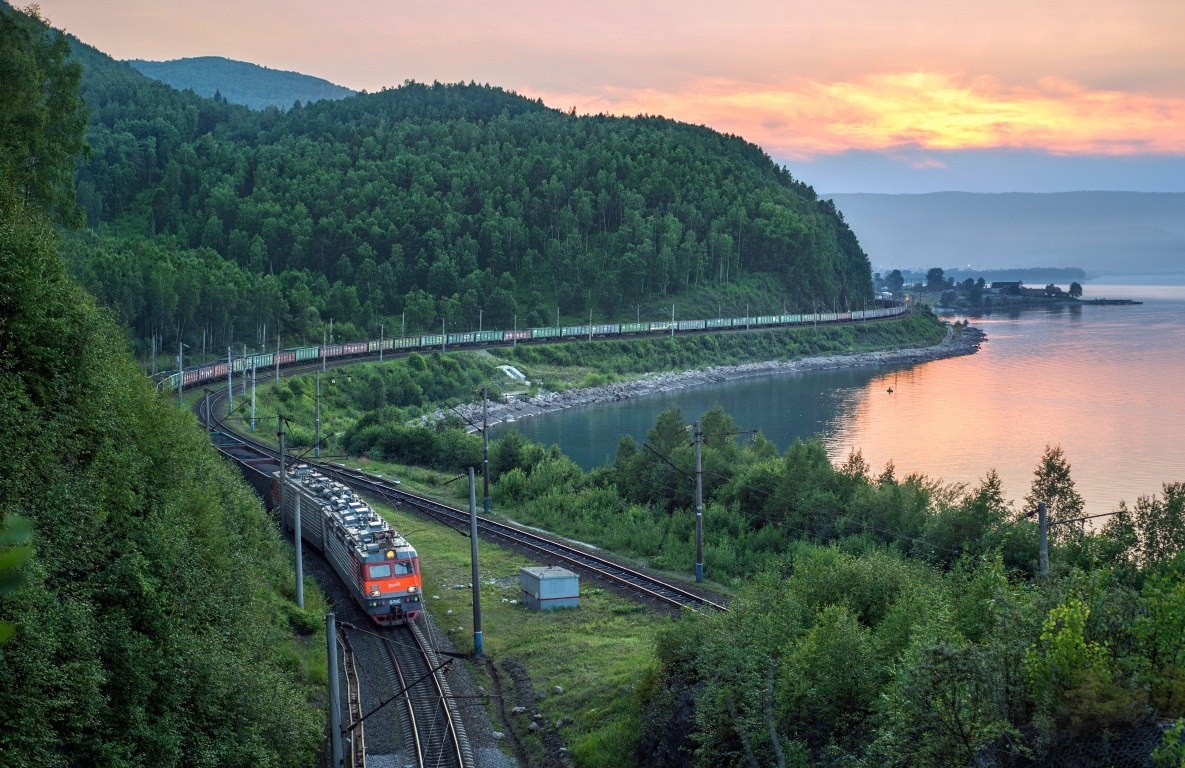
[408,585,417,593]
[369,586,380,597]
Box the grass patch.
[362,491,668,768]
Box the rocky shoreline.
[444,325,986,431]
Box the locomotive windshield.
[367,561,415,579]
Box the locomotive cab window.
[367,564,392,579]
[393,560,416,576]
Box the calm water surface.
[493,282,1185,516]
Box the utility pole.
[250,361,257,432]
[242,343,248,394]
[278,417,286,535]
[482,388,490,522]
[315,372,321,459]
[671,303,675,338]
[694,421,704,583]
[227,346,233,413]
[513,314,517,348]
[1038,501,1048,580]
[275,333,281,384]
[468,467,484,657]
[322,328,327,372]
[294,490,304,609]
[204,389,211,431]
[327,613,343,768]
[177,338,184,407]
[379,323,384,363]
[278,417,303,608]
[442,317,446,351]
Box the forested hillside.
[56,25,872,357]
[0,7,322,764]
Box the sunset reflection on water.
[497,284,1185,518]
[823,286,1185,516]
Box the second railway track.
[202,388,728,615]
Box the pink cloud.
[523,72,1185,159]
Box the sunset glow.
[34,0,1185,191]
[526,73,1185,161]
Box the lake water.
[493,280,1185,517]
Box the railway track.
[337,627,367,768]
[338,618,469,768]
[387,620,469,768]
[202,390,727,615]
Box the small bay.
[493,281,1185,517]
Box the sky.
[36,0,1185,194]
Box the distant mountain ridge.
[127,56,356,110]
[827,191,1185,276]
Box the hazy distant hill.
[828,191,1185,277]
[127,56,355,110]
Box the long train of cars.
[274,463,423,626]
[164,304,907,392]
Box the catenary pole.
[177,338,184,406]
[294,491,304,608]
[250,361,256,432]
[327,613,343,768]
[469,467,484,657]
[482,388,490,522]
[278,418,286,535]
[227,346,233,413]
[694,421,704,583]
[315,372,321,459]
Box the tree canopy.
[0,6,322,764]
[57,28,874,356]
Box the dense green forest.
[50,14,872,359]
[484,409,1185,767]
[0,7,323,765]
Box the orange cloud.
[524,73,1185,160]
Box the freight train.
[274,463,422,626]
[164,304,907,393]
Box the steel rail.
[338,626,367,768]
[384,623,467,768]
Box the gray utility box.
[519,566,579,611]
